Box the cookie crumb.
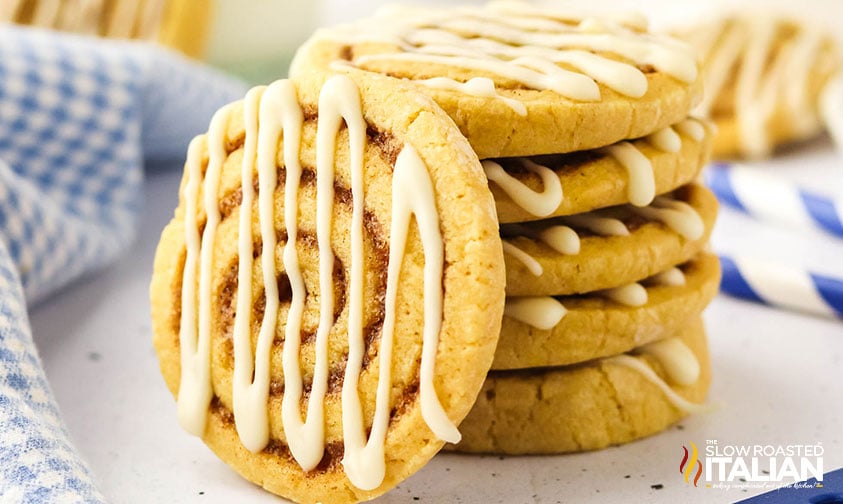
[651,484,663,490]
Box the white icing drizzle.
[674,118,706,142]
[415,76,527,116]
[502,240,543,276]
[316,2,696,103]
[385,145,461,444]
[483,159,563,217]
[598,142,655,207]
[559,214,630,237]
[600,282,648,307]
[504,296,567,330]
[607,354,711,414]
[637,338,700,386]
[690,16,826,157]
[177,104,234,436]
[231,86,267,454]
[646,126,681,153]
[177,75,457,491]
[538,225,580,255]
[273,79,323,471]
[630,194,704,240]
[648,267,686,287]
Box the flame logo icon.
[680,442,703,487]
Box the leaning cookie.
[496,252,720,370]
[502,183,717,297]
[453,317,711,454]
[291,2,702,159]
[150,70,505,504]
[678,13,840,158]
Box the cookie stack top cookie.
[291,1,703,159]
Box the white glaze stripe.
[272,79,324,471]
[647,126,681,153]
[415,77,528,116]
[675,118,705,142]
[504,296,567,330]
[631,194,704,240]
[177,105,234,436]
[607,355,712,414]
[559,214,629,237]
[638,338,700,386]
[648,267,686,287]
[231,86,265,452]
[599,141,655,207]
[599,282,648,307]
[483,159,563,217]
[502,240,543,276]
[345,144,458,490]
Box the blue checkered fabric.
[0,25,247,502]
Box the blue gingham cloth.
[0,25,247,502]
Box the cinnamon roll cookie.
[150,70,505,504]
[502,183,718,296]
[290,1,702,159]
[678,14,840,158]
[453,316,712,454]
[495,252,720,370]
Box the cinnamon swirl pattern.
[151,70,505,503]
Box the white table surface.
[29,132,843,503]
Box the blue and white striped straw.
[719,255,843,319]
[705,163,843,238]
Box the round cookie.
[678,14,840,158]
[150,70,505,503]
[290,2,703,159]
[488,118,713,224]
[453,317,711,454]
[496,252,720,370]
[503,183,717,297]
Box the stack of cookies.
[292,1,721,455]
[151,3,724,503]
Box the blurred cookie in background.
[677,13,841,159]
[0,0,211,57]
